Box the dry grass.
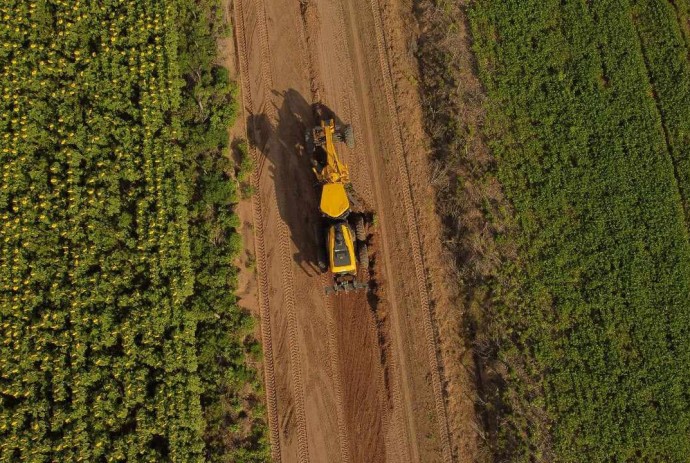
[412,0,543,459]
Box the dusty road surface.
[231,0,454,460]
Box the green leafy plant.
[463,0,690,460]
[0,0,267,461]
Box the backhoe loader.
[306,115,369,294]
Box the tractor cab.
[328,221,357,275]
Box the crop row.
[0,1,236,462]
[630,0,690,228]
[469,0,690,461]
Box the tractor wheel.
[314,222,328,272]
[317,248,328,273]
[343,124,354,149]
[358,242,369,270]
[305,129,315,154]
[355,215,367,241]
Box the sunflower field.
[0,0,266,461]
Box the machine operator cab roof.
[328,221,357,275]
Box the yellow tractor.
[306,117,369,294]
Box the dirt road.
[230,0,454,460]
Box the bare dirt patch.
[227,0,463,459]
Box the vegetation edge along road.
[417,0,690,461]
[0,0,268,461]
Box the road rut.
[231,0,454,460]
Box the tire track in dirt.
[330,0,422,459]
[340,63,416,463]
[252,0,274,186]
[299,4,389,460]
[232,0,310,460]
[277,219,310,463]
[321,274,353,463]
[293,5,353,462]
[297,1,322,103]
[364,0,454,460]
[333,290,391,463]
[329,0,376,208]
[231,0,281,460]
[308,0,444,458]
[299,1,411,461]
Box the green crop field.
[631,0,690,226]
[465,0,690,461]
[0,1,266,462]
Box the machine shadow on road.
[247,90,348,278]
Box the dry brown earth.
[226,0,466,460]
